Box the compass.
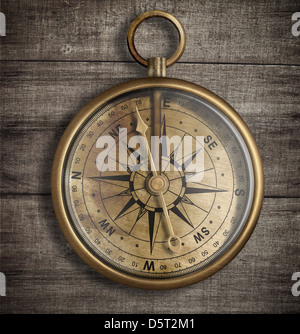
[51,11,264,289]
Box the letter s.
[291,12,300,37]
[291,272,300,297]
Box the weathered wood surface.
[1,62,299,197]
[0,196,299,314]
[0,0,299,65]
[0,0,299,314]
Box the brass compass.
[51,11,264,289]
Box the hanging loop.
[127,10,186,68]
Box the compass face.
[53,80,262,289]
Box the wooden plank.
[1,61,299,197]
[0,0,299,65]
[0,195,299,313]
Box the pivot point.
[146,175,169,195]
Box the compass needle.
[135,106,148,135]
[136,106,182,253]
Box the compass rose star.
[88,114,227,255]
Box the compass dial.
[52,80,263,289]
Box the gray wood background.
[0,0,299,314]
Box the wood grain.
[1,62,299,197]
[0,0,299,314]
[0,0,299,64]
[0,195,299,313]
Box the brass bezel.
[51,77,264,290]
